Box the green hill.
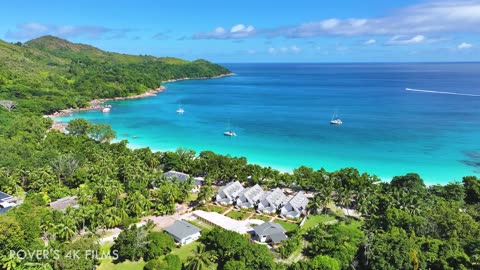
[0,35,231,113]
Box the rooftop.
[0,191,12,201]
[164,220,201,239]
[265,188,288,206]
[49,196,78,211]
[162,170,190,183]
[288,191,308,210]
[253,221,287,236]
[193,210,252,234]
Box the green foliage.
[0,36,231,114]
[143,232,175,261]
[111,226,148,262]
[144,255,181,270]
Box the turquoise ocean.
[55,63,480,184]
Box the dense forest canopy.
[0,35,230,114]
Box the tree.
[390,173,426,195]
[143,232,175,261]
[66,118,92,135]
[87,123,116,142]
[223,260,248,270]
[0,216,26,258]
[184,244,217,270]
[111,226,147,262]
[310,255,341,270]
[463,176,480,204]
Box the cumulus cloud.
[152,31,171,40]
[200,1,480,39]
[192,23,256,39]
[5,22,130,40]
[457,42,473,49]
[364,39,376,45]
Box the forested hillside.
[0,35,230,113]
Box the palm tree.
[185,244,217,270]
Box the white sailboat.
[224,121,237,136]
[176,102,184,114]
[330,111,342,125]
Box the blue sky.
[1,0,480,62]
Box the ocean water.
[55,63,480,184]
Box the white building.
[281,191,309,218]
[236,184,265,209]
[253,221,288,244]
[257,188,289,214]
[216,181,244,205]
[164,220,202,245]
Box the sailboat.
[330,111,342,125]
[224,121,237,136]
[176,102,184,114]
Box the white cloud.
[193,23,255,39]
[268,45,302,54]
[364,39,376,45]
[251,1,480,38]
[458,42,473,49]
[5,22,128,40]
[290,45,301,54]
[386,35,426,45]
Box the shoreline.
[46,72,235,119]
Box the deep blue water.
[56,63,480,184]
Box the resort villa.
[162,170,204,190]
[253,221,288,244]
[216,181,245,205]
[164,220,202,245]
[0,191,17,214]
[280,191,309,218]
[257,188,289,214]
[236,184,265,209]
[215,182,309,218]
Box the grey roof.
[0,206,12,214]
[163,170,190,183]
[270,232,288,244]
[49,196,78,211]
[218,181,244,199]
[164,220,201,239]
[238,184,264,203]
[265,188,288,207]
[288,191,308,210]
[0,191,12,201]
[253,222,286,236]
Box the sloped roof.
[288,191,308,210]
[0,191,12,201]
[239,184,264,202]
[265,188,288,206]
[270,232,288,244]
[49,196,78,211]
[164,220,201,239]
[162,170,190,183]
[253,221,286,236]
[219,181,244,198]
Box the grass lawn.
[171,241,201,262]
[252,214,271,222]
[301,214,336,231]
[275,219,300,232]
[188,219,214,232]
[226,210,250,220]
[96,258,145,270]
[209,204,227,214]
